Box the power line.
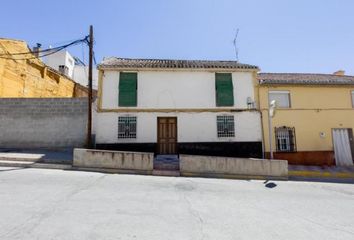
[0,36,89,60]
[0,36,88,56]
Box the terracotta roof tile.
[98,57,258,70]
[258,73,354,85]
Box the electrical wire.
[93,51,97,65]
[0,36,89,60]
[0,36,88,56]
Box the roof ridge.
[99,57,259,70]
[114,57,247,63]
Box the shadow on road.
[263,180,277,188]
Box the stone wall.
[0,38,88,97]
[0,98,88,148]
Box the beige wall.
[259,85,354,152]
[0,39,85,98]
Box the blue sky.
[1,0,354,74]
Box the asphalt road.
[0,167,353,240]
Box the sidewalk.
[0,148,73,170]
[289,165,354,182]
[1,149,353,183]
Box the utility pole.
[86,25,93,148]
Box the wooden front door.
[157,117,177,154]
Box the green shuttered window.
[119,72,137,107]
[215,73,234,106]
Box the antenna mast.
[233,28,239,61]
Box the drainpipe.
[256,75,265,159]
[260,110,266,159]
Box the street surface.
[0,167,353,240]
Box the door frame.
[157,117,178,154]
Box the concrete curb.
[289,170,354,179]
[0,157,41,162]
[181,172,288,181]
[0,161,72,170]
[70,166,152,175]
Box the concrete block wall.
[0,98,88,148]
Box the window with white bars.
[217,116,235,138]
[275,127,296,152]
[118,116,137,139]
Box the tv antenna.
[233,28,239,61]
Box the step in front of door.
[152,169,180,177]
[154,155,180,171]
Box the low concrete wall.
[180,155,288,179]
[73,148,154,173]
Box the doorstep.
[152,169,180,177]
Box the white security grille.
[118,116,137,139]
[275,127,296,152]
[217,116,235,138]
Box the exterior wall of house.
[96,111,261,142]
[72,65,99,90]
[45,50,75,78]
[96,69,262,157]
[259,85,354,165]
[0,39,86,98]
[100,70,257,109]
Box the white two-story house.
[95,57,262,158]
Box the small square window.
[275,127,296,152]
[217,116,235,138]
[118,116,137,139]
[269,91,290,108]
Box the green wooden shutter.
[119,72,137,107]
[215,73,234,106]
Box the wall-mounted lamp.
[247,97,254,109]
[268,100,277,159]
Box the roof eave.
[259,81,354,86]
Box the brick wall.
[0,98,88,148]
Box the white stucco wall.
[72,66,98,89]
[101,70,256,109]
[95,112,262,144]
[45,51,75,78]
[96,69,261,144]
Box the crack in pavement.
[176,180,206,240]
